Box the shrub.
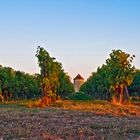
[69,92,94,101]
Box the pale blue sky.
[0,0,140,79]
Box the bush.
[69,92,94,101]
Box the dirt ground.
[0,101,140,140]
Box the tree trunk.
[42,83,46,96]
[113,86,119,103]
[119,84,123,104]
[113,93,118,103]
[39,83,50,107]
[124,85,129,104]
[107,91,111,102]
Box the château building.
[73,74,84,92]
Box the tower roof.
[74,74,84,80]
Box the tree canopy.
[0,46,74,102]
[0,65,41,101]
[81,50,136,104]
[36,46,74,106]
[128,70,140,100]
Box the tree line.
[0,47,139,104]
[80,50,140,104]
[0,66,41,101]
[0,46,74,102]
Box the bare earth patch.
[0,100,139,140]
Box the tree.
[0,65,41,101]
[57,72,74,99]
[80,68,111,100]
[36,46,74,106]
[81,49,135,104]
[105,50,135,104]
[128,70,140,100]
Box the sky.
[0,0,140,80]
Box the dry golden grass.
[52,100,140,117]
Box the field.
[0,100,140,140]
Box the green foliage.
[81,50,135,103]
[57,72,74,98]
[36,46,61,97]
[69,92,93,101]
[0,46,74,101]
[36,46,74,99]
[129,70,140,97]
[80,69,110,100]
[106,50,135,103]
[106,49,135,89]
[0,66,41,100]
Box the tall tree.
[81,50,135,104]
[36,46,74,106]
[106,50,135,104]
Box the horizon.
[0,0,140,80]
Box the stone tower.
[73,74,84,92]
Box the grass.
[0,100,139,140]
[53,100,140,116]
